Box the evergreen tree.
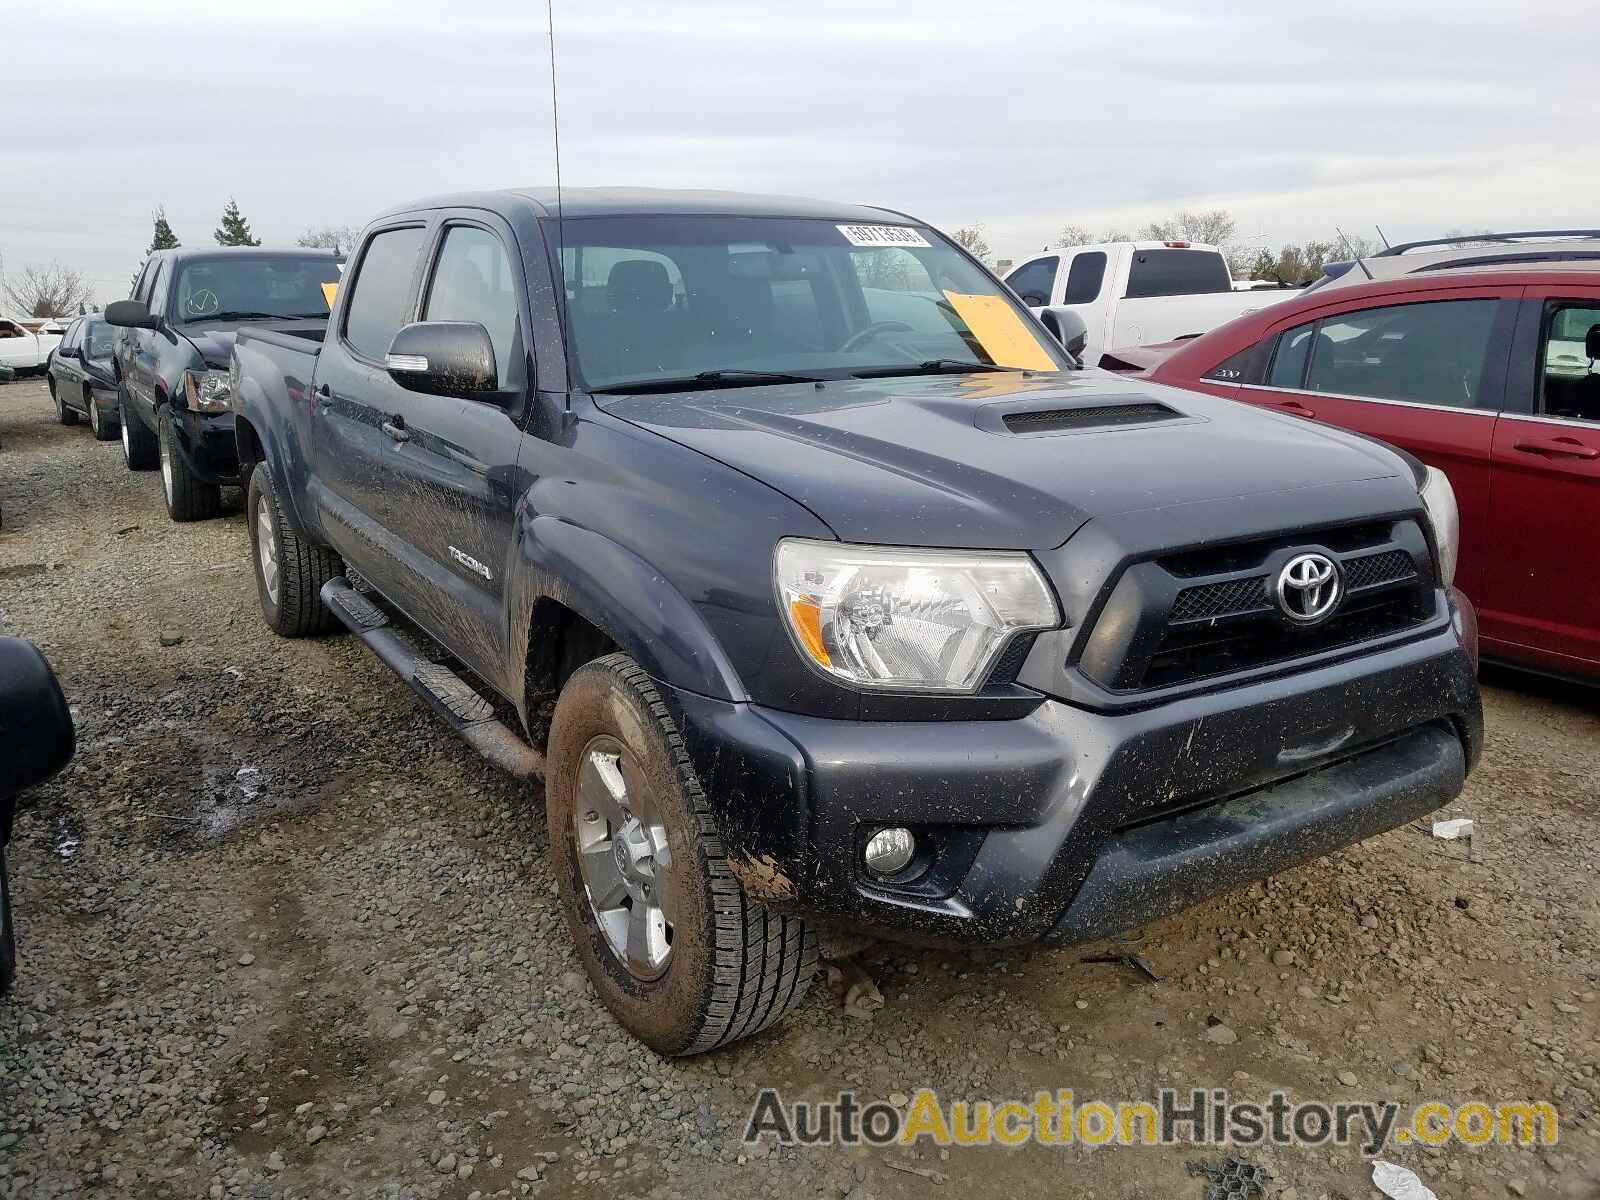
[148,205,180,253]
[214,198,261,247]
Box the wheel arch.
[508,515,749,736]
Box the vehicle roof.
[143,246,337,263]
[1257,260,1600,318]
[1147,259,1600,379]
[1043,241,1221,254]
[371,186,915,225]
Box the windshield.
[84,322,116,360]
[558,216,1066,391]
[169,256,338,323]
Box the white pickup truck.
[1002,241,1292,366]
[0,313,66,373]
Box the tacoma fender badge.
[448,545,492,582]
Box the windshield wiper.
[188,310,298,322]
[852,359,1022,379]
[593,369,828,394]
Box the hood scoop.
[998,399,1184,435]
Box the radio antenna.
[1336,227,1374,280]
[1374,224,1391,250]
[546,0,569,395]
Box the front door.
[378,218,530,687]
[309,222,430,596]
[1482,288,1600,673]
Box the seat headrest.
[607,260,673,312]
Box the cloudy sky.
[3,0,1593,306]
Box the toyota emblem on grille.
[1276,553,1341,624]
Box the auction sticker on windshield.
[836,224,931,248]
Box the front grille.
[1077,519,1439,694]
[1169,576,1271,624]
[1141,591,1429,689]
[1343,549,1416,592]
[1002,402,1180,434]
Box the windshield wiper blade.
[852,359,1021,379]
[593,369,828,394]
[191,310,296,322]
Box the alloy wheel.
[573,735,674,979]
[256,495,280,605]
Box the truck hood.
[595,370,1415,550]
[175,318,327,369]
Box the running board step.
[320,577,543,780]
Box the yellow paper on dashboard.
[321,281,339,309]
[942,291,1059,372]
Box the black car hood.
[596,370,1417,550]
[176,318,326,369]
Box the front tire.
[246,465,343,637]
[157,408,221,522]
[119,390,159,471]
[547,654,815,1055]
[51,379,79,426]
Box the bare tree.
[1058,224,1134,247]
[3,259,96,318]
[295,225,362,254]
[951,224,992,266]
[1139,209,1238,248]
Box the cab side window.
[0,321,22,341]
[343,227,427,361]
[1061,252,1107,305]
[1538,300,1600,422]
[1303,300,1498,409]
[421,226,524,388]
[1004,257,1057,307]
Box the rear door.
[1234,288,1513,605]
[377,216,531,681]
[1481,286,1600,671]
[309,221,431,591]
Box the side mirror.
[1041,307,1090,360]
[105,299,158,330]
[1586,324,1600,361]
[0,638,76,805]
[57,346,77,359]
[385,322,499,398]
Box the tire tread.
[591,653,815,1055]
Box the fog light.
[863,827,916,877]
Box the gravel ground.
[1,375,1596,1200]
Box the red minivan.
[1130,263,1600,681]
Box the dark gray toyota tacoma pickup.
[230,188,1481,1055]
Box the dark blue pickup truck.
[231,188,1481,1055]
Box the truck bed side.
[231,327,327,538]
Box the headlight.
[182,368,233,412]
[1419,466,1459,588]
[774,539,1059,692]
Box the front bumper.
[168,406,242,486]
[660,596,1481,947]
